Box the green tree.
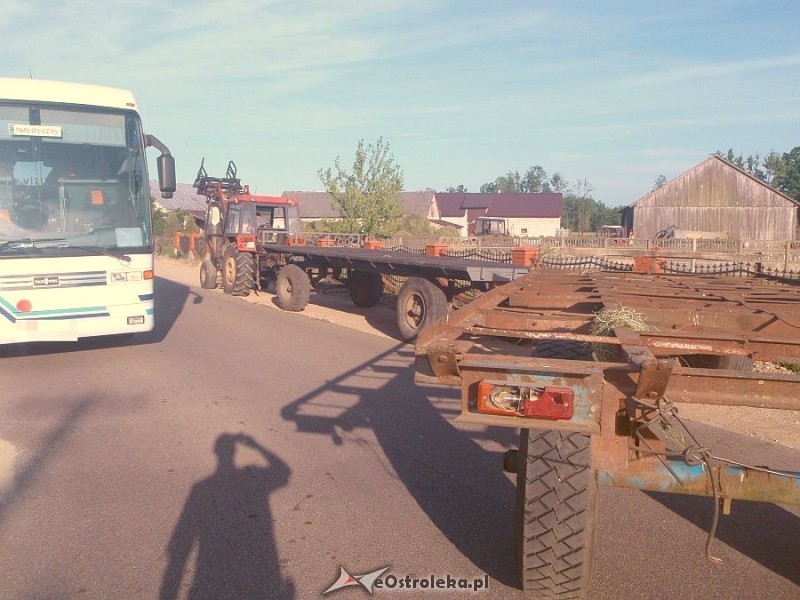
[763,151,786,187]
[318,137,404,237]
[548,172,569,193]
[151,198,168,235]
[445,184,468,192]
[775,146,800,200]
[715,149,768,182]
[521,165,548,192]
[652,175,667,190]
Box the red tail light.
[477,381,574,420]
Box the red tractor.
[193,160,304,296]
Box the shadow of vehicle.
[0,275,194,357]
[281,344,520,588]
[643,420,800,585]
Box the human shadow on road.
[159,433,294,600]
[280,344,520,588]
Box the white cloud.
[618,54,800,88]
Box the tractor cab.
[252,202,302,244]
[194,159,301,250]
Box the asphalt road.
[0,268,798,599]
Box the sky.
[1,0,798,206]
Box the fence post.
[786,240,791,272]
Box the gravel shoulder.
[155,255,800,452]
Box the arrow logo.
[322,566,391,595]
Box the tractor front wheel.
[199,259,218,289]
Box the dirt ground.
[155,255,800,452]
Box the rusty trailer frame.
[415,268,800,597]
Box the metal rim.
[401,290,426,330]
[224,255,236,284]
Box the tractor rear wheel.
[396,277,447,341]
[221,246,255,296]
[199,259,218,289]
[347,270,384,307]
[515,428,597,599]
[276,264,311,311]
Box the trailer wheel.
[221,246,255,296]
[199,259,218,289]
[396,277,447,341]
[347,270,384,307]
[515,428,597,599]
[276,264,311,311]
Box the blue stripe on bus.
[0,304,17,323]
[0,296,110,323]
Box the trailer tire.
[680,354,754,371]
[534,339,593,361]
[715,355,753,371]
[200,259,218,289]
[347,270,384,307]
[221,246,255,296]
[276,264,311,311]
[396,277,447,341]
[515,428,597,599]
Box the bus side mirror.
[157,154,176,199]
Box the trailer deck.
[266,243,530,284]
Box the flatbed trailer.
[414,267,800,599]
[252,235,530,340]
[265,243,528,282]
[190,160,530,340]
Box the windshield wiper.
[57,243,132,263]
[0,237,68,250]
[0,238,131,263]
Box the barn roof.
[629,155,800,208]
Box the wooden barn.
[622,155,799,240]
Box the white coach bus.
[0,78,176,343]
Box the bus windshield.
[0,103,151,252]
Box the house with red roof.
[433,192,563,237]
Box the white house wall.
[506,217,560,237]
